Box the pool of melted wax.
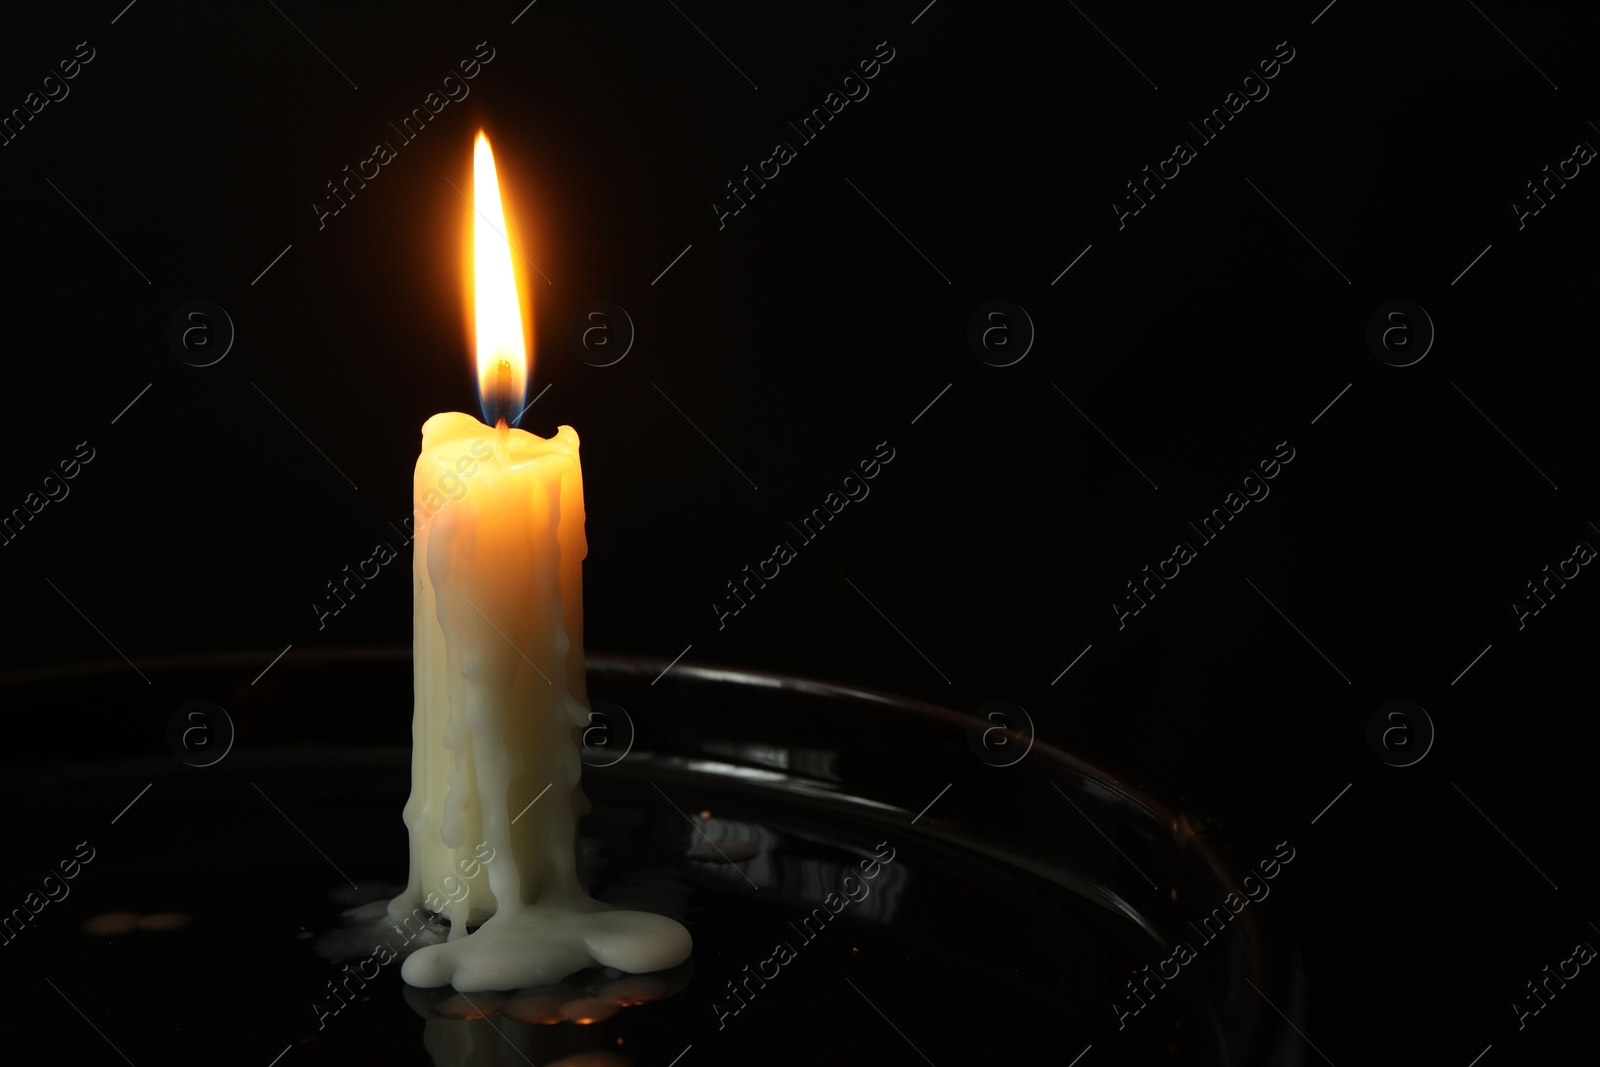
[402,901,693,992]
[294,776,1236,1065]
[316,855,699,989]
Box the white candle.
[387,132,691,993]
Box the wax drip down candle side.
[385,131,692,992]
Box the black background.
[3,1,1598,1062]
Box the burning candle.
[389,131,691,992]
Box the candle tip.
[490,359,517,426]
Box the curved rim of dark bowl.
[1,647,1301,1063]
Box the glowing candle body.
[398,412,588,925]
[391,412,691,991]
[389,129,690,992]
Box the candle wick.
[494,359,514,427]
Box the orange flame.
[470,131,528,422]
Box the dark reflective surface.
[1,652,1300,1065]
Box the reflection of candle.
[389,131,691,992]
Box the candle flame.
[471,131,529,424]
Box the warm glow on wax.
[389,131,692,993]
[472,131,528,420]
